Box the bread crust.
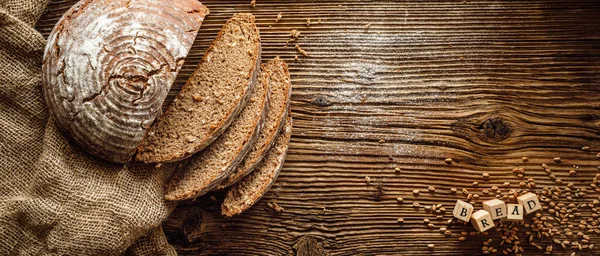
[42,0,208,163]
[219,57,291,188]
[221,112,292,217]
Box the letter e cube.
[482,199,507,220]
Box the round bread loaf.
[42,0,208,163]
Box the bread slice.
[221,112,292,217]
[164,62,270,201]
[135,13,261,163]
[218,57,291,188]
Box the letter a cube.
[506,204,524,222]
[517,192,541,214]
[453,200,474,222]
[482,199,507,220]
[470,210,495,232]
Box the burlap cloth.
[0,0,179,255]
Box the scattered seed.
[503,182,511,187]
[554,157,561,163]
[451,188,457,193]
[396,197,404,203]
[413,189,420,195]
[364,176,371,183]
[295,44,308,56]
[582,146,590,151]
[522,157,529,162]
[413,202,420,207]
[462,188,469,194]
[428,186,435,192]
[250,0,256,7]
[397,217,404,223]
[473,182,479,187]
[428,244,435,249]
[275,12,282,22]
[394,167,401,172]
[459,237,466,241]
[445,158,453,164]
[483,173,490,179]
[570,170,577,176]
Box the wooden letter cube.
[470,210,495,232]
[517,192,541,214]
[482,199,507,220]
[452,200,474,222]
[506,204,524,222]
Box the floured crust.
[219,57,292,188]
[135,13,261,163]
[42,0,208,163]
[221,112,292,217]
[164,64,270,201]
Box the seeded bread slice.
[221,113,292,217]
[136,13,261,163]
[218,57,291,189]
[164,63,270,201]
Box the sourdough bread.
[219,57,291,188]
[42,0,208,163]
[164,63,270,201]
[136,13,261,163]
[221,112,292,217]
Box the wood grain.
[37,0,600,255]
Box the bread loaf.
[136,13,261,163]
[219,57,291,188]
[221,112,292,217]
[164,62,270,201]
[42,0,208,163]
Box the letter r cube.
[470,210,495,232]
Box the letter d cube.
[453,200,474,222]
[517,192,541,214]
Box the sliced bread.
[164,62,270,201]
[221,112,292,217]
[135,13,261,163]
[218,57,291,188]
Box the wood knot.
[293,236,326,256]
[312,96,332,107]
[479,116,511,141]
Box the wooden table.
[37,1,600,255]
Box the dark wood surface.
[37,1,600,255]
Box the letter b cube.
[453,200,474,222]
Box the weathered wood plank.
[37,0,600,255]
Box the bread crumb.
[378,139,385,143]
[275,12,282,22]
[267,201,284,213]
[250,0,256,7]
[295,44,308,56]
[290,29,301,39]
[192,95,203,102]
[294,55,299,61]
[306,18,311,26]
